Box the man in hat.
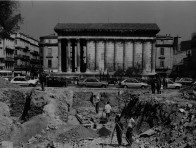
[126,117,136,146]
[115,114,123,146]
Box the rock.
[179,108,185,113]
[28,137,36,144]
[139,129,156,137]
[1,141,13,148]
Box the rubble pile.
[119,90,196,147]
[0,77,19,88]
[57,125,98,143]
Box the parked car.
[119,78,148,88]
[78,77,108,88]
[46,76,67,87]
[167,80,182,89]
[175,78,193,86]
[108,78,119,85]
[10,76,38,87]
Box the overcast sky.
[18,1,196,41]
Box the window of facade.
[160,60,164,67]
[160,48,164,55]
[48,48,52,56]
[48,60,52,68]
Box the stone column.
[114,40,117,71]
[132,41,135,68]
[104,40,107,72]
[95,40,98,71]
[67,39,71,72]
[86,39,90,72]
[151,41,156,74]
[142,41,146,74]
[123,40,126,71]
[77,39,81,72]
[58,39,62,72]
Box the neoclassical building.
[54,23,160,75]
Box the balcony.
[14,54,23,59]
[5,46,15,51]
[0,63,5,67]
[5,57,14,62]
[46,54,53,58]
[15,44,25,49]
[23,46,29,52]
[22,55,30,61]
[158,56,165,59]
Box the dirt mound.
[0,77,19,88]
[10,115,48,146]
[57,125,98,143]
[0,102,10,117]
[97,126,111,137]
[0,115,13,142]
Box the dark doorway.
[61,39,67,72]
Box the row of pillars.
[58,38,156,74]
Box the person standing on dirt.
[95,94,100,114]
[155,74,162,94]
[39,71,46,91]
[105,101,112,121]
[90,92,94,105]
[126,117,136,146]
[150,76,156,94]
[115,114,123,146]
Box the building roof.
[54,23,160,36]
[40,34,57,40]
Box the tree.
[114,68,125,77]
[0,0,23,38]
[125,67,140,77]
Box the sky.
[18,1,196,41]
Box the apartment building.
[39,34,58,72]
[155,35,175,76]
[0,35,15,71]
[14,33,40,76]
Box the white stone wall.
[115,41,124,70]
[125,41,133,69]
[43,46,58,70]
[105,41,114,71]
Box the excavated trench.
[73,89,196,147]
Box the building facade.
[14,33,40,76]
[54,23,160,75]
[40,34,58,72]
[155,35,175,76]
[0,35,15,71]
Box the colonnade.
[58,38,156,74]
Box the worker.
[95,94,100,114]
[126,117,136,146]
[155,74,162,94]
[39,71,46,91]
[105,101,112,121]
[150,76,156,94]
[90,92,94,105]
[115,114,123,146]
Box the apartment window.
[48,48,52,56]
[160,48,164,55]
[48,60,52,68]
[160,60,164,67]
